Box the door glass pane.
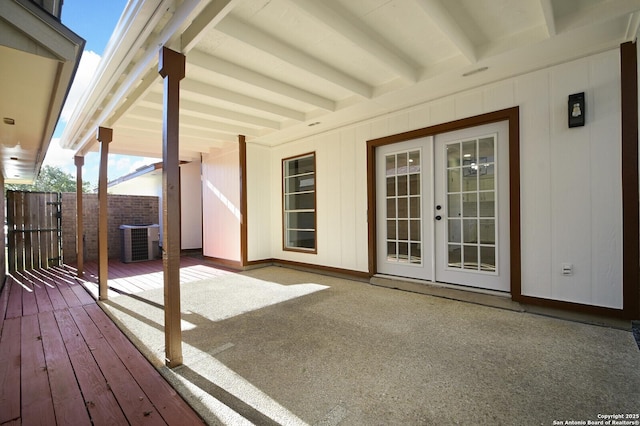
[448,244,461,268]
[410,197,420,218]
[447,169,460,193]
[387,241,397,261]
[448,219,461,243]
[387,220,396,239]
[445,136,498,274]
[462,167,477,191]
[398,220,408,240]
[385,150,422,265]
[479,164,494,190]
[409,174,420,195]
[386,155,396,176]
[463,219,477,243]
[480,246,496,272]
[462,193,477,217]
[479,219,495,244]
[464,245,478,269]
[448,194,461,217]
[397,175,408,196]
[386,198,396,218]
[462,140,476,163]
[410,220,420,240]
[410,243,421,264]
[386,176,396,196]
[447,144,460,167]
[397,152,408,174]
[397,197,408,218]
[478,137,494,161]
[409,150,420,169]
[398,242,409,262]
[479,192,495,217]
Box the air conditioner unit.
[120,224,160,263]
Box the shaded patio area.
[3,255,639,424]
[75,258,640,425]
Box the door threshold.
[371,274,524,312]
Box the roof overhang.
[59,0,640,161]
[0,0,85,183]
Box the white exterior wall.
[251,48,622,309]
[202,142,241,262]
[108,174,162,196]
[180,161,203,250]
[246,143,272,261]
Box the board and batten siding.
[202,142,241,262]
[253,48,622,310]
[179,161,203,250]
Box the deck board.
[39,310,92,426]
[20,314,57,426]
[0,260,207,426]
[54,308,130,426]
[69,306,167,425]
[84,304,206,425]
[33,277,55,313]
[0,317,21,424]
[5,278,23,319]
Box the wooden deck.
[0,257,218,426]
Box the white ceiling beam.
[128,105,261,136]
[181,0,241,53]
[216,16,373,98]
[71,0,201,154]
[413,0,478,63]
[107,67,160,127]
[143,92,282,130]
[188,50,336,111]
[539,0,557,36]
[117,118,239,142]
[554,0,640,34]
[626,11,640,41]
[181,79,306,121]
[293,0,420,80]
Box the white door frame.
[367,108,521,297]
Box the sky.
[44,0,160,188]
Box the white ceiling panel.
[58,0,640,158]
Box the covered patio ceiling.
[60,0,640,161]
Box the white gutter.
[60,0,165,150]
[61,0,201,154]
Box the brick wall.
[62,193,159,263]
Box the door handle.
[435,215,442,221]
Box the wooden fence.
[6,191,62,271]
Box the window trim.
[282,152,317,253]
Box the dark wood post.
[158,46,186,368]
[97,126,112,300]
[239,134,247,266]
[620,41,639,319]
[74,155,84,277]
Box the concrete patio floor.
[96,265,640,425]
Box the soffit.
[0,0,84,183]
[61,0,640,160]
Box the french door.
[376,121,510,292]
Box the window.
[283,153,316,252]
